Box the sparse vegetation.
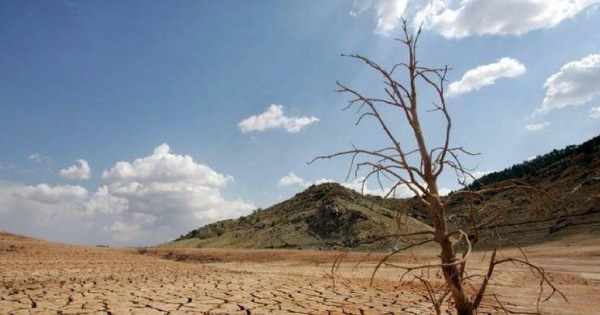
[470,134,600,190]
[171,134,600,252]
[137,247,149,254]
[170,182,433,250]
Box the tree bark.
[440,238,474,315]
[430,195,475,315]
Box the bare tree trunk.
[429,195,475,315]
[440,239,474,315]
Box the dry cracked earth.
[1,231,599,314]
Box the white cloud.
[83,186,128,215]
[471,170,494,179]
[438,188,452,196]
[448,58,526,96]
[27,153,51,163]
[0,181,110,244]
[277,173,337,188]
[351,0,409,36]
[415,0,600,38]
[590,106,600,118]
[102,143,232,187]
[314,178,335,186]
[238,105,319,133]
[277,173,417,198]
[413,0,446,29]
[525,122,550,131]
[1,144,254,246]
[100,144,254,244]
[102,221,144,243]
[18,183,88,204]
[278,173,310,187]
[539,54,600,113]
[59,159,91,180]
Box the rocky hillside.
[169,183,433,250]
[453,134,600,246]
[380,134,600,247]
[169,134,600,250]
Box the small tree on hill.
[311,22,565,315]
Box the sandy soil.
[1,232,599,314]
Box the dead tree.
[311,21,565,315]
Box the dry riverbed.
[1,232,599,314]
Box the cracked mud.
[1,232,599,314]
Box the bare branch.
[314,18,563,315]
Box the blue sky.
[1,0,599,246]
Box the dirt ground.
[1,232,599,314]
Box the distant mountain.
[169,134,600,249]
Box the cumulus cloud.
[18,184,88,204]
[83,186,128,215]
[1,144,254,246]
[278,173,310,187]
[448,58,526,96]
[0,181,113,244]
[99,143,253,243]
[238,105,319,133]
[539,54,600,113]
[102,143,232,187]
[415,0,600,38]
[525,122,550,131]
[59,159,91,180]
[102,221,144,243]
[351,0,409,36]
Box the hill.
[451,134,600,246]
[169,134,600,250]
[470,134,600,189]
[170,182,433,250]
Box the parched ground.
[1,232,599,314]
